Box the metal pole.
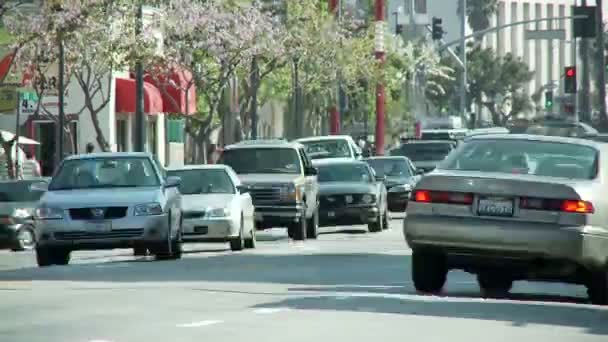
[250,57,259,139]
[595,0,607,128]
[579,0,591,123]
[56,38,65,165]
[14,92,21,179]
[459,0,467,120]
[294,57,301,138]
[329,0,340,135]
[374,0,385,156]
[134,2,146,152]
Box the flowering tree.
[152,0,277,162]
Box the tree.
[427,46,534,126]
[458,0,498,39]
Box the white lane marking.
[253,307,289,314]
[176,320,223,328]
[88,340,115,342]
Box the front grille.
[320,194,365,209]
[249,186,282,204]
[54,229,144,240]
[69,207,128,220]
[183,211,206,219]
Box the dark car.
[0,179,47,251]
[365,156,422,212]
[313,159,388,232]
[389,140,456,173]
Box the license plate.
[477,197,514,217]
[88,221,112,232]
[327,211,336,218]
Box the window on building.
[415,0,426,14]
[116,119,127,152]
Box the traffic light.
[544,91,553,110]
[432,17,443,40]
[572,6,597,38]
[564,66,577,93]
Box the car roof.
[364,156,410,161]
[312,158,367,166]
[166,164,230,172]
[224,139,302,150]
[466,133,603,148]
[401,140,455,144]
[64,152,151,160]
[296,135,354,143]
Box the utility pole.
[459,0,467,121]
[596,0,607,128]
[134,2,146,152]
[374,0,385,155]
[250,57,259,139]
[293,57,302,138]
[57,36,65,162]
[328,0,340,135]
[579,0,591,123]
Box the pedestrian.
[86,142,94,154]
[22,150,41,179]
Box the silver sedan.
[32,152,183,266]
[404,134,608,305]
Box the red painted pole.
[328,0,340,135]
[374,0,385,155]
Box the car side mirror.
[416,168,425,175]
[236,185,249,194]
[305,166,317,176]
[165,176,181,188]
[30,181,48,192]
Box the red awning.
[145,67,196,115]
[115,77,163,114]
[0,53,14,81]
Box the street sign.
[18,91,37,116]
[524,29,566,40]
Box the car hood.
[180,194,235,211]
[319,182,375,195]
[238,173,304,185]
[40,187,163,208]
[384,176,416,188]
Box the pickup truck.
[217,140,319,241]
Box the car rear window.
[440,139,598,180]
[390,143,454,161]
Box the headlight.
[35,207,64,220]
[361,194,375,204]
[206,207,230,217]
[13,208,33,218]
[388,184,412,193]
[134,203,163,216]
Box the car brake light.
[561,200,594,213]
[412,190,473,205]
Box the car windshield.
[317,163,372,183]
[366,159,412,177]
[440,139,598,180]
[300,139,352,159]
[49,157,160,190]
[0,181,45,202]
[167,169,234,194]
[390,143,453,161]
[219,148,301,174]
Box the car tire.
[11,226,36,252]
[412,249,447,293]
[36,247,70,267]
[382,209,389,230]
[171,226,183,260]
[244,224,256,249]
[154,214,181,260]
[53,249,71,265]
[306,206,319,239]
[133,246,148,256]
[368,211,383,233]
[289,216,307,241]
[586,269,608,305]
[35,247,53,267]
[230,216,245,251]
[477,273,513,298]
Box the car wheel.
[586,269,608,305]
[290,213,307,241]
[35,247,53,267]
[306,206,319,239]
[368,212,383,233]
[133,246,148,256]
[412,249,447,293]
[11,226,36,251]
[244,224,256,249]
[477,273,513,298]
[230,216,245,251]
[170,224,183,260]
[382,209,389,230]
[53,248,71,265]
[154,214,180,260]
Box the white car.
[296,135,362,161]
[167,165,256,251]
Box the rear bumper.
[254,204,304,228]
[319,205,378,226]
[387,192,409,211]
[404,213,608,270]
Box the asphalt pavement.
[0,214,606,342]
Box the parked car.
[404,134,608,304]
[314,158,388,232]
[32,152,183,266]
[389,140,456,173]
[364,156,421,212]
[167,164,256,251]
[0,178,48,251]
[296,135,362,161]
[218,140,319,241]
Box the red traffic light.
[566,67,576,78]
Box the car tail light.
[520,197,594,214]
[412,190,473,205]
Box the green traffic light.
[545,100,553,109]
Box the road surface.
[0,215,606,342]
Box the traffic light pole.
[595,0,607,128]
[459,0,467,123]
[374,0,385,156]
